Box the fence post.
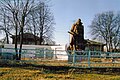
[73,50,76,66]
[88,51,91,68]
[53,48,56,59]
[0,48,2,59]
[44,48,46,59]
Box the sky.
[0,0,120,45]
[50,0,120,45]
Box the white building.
[3,44,68,60]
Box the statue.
[67,19,86,53]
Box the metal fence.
[68,50,120,68]
[0,48,120,68]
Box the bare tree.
[25,1,55,45]
[0,8,12,44]
[0,0,55,60]
[112,15,120,51]
[38,1,55,45]
[0,0,35,60]
[25,7,39,45]
[89,11,120,52]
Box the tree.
[0,0,55,60]
[25,7,39,45]
[37,1,55,45]
[0,0,35,60]
[89,11,120,52]
[0,8,12,44]
[26,1,55,45]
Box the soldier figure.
[68,19,86,52]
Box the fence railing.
[68,50,120,68]
[0,48,120,68]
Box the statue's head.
[76,19,82,25]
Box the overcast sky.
[51,0,120,45]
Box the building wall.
[3,44,68,60]
[85,45,104,51]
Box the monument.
[67,19,86,52]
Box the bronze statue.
[68,19,86,53]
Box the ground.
[0,60,120,80]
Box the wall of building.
[3,44,68,60]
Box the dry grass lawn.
[0,60,120,80]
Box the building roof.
[11,33,40,40]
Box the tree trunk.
[39,35,43,45]
[34,26,37,45]
[106,43,109,52]
[15,30,18,60]
[34,33,37,45]
[6,32,9,44]
[14,12,19,60]
[39,25,43,45]
[19,27,23,60]
[19,15,25,60]
[19,19,24,60]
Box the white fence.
[0,45,120,68]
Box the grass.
[0,67,120,80]
[0,60,120,80]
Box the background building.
[11,33,40,45]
